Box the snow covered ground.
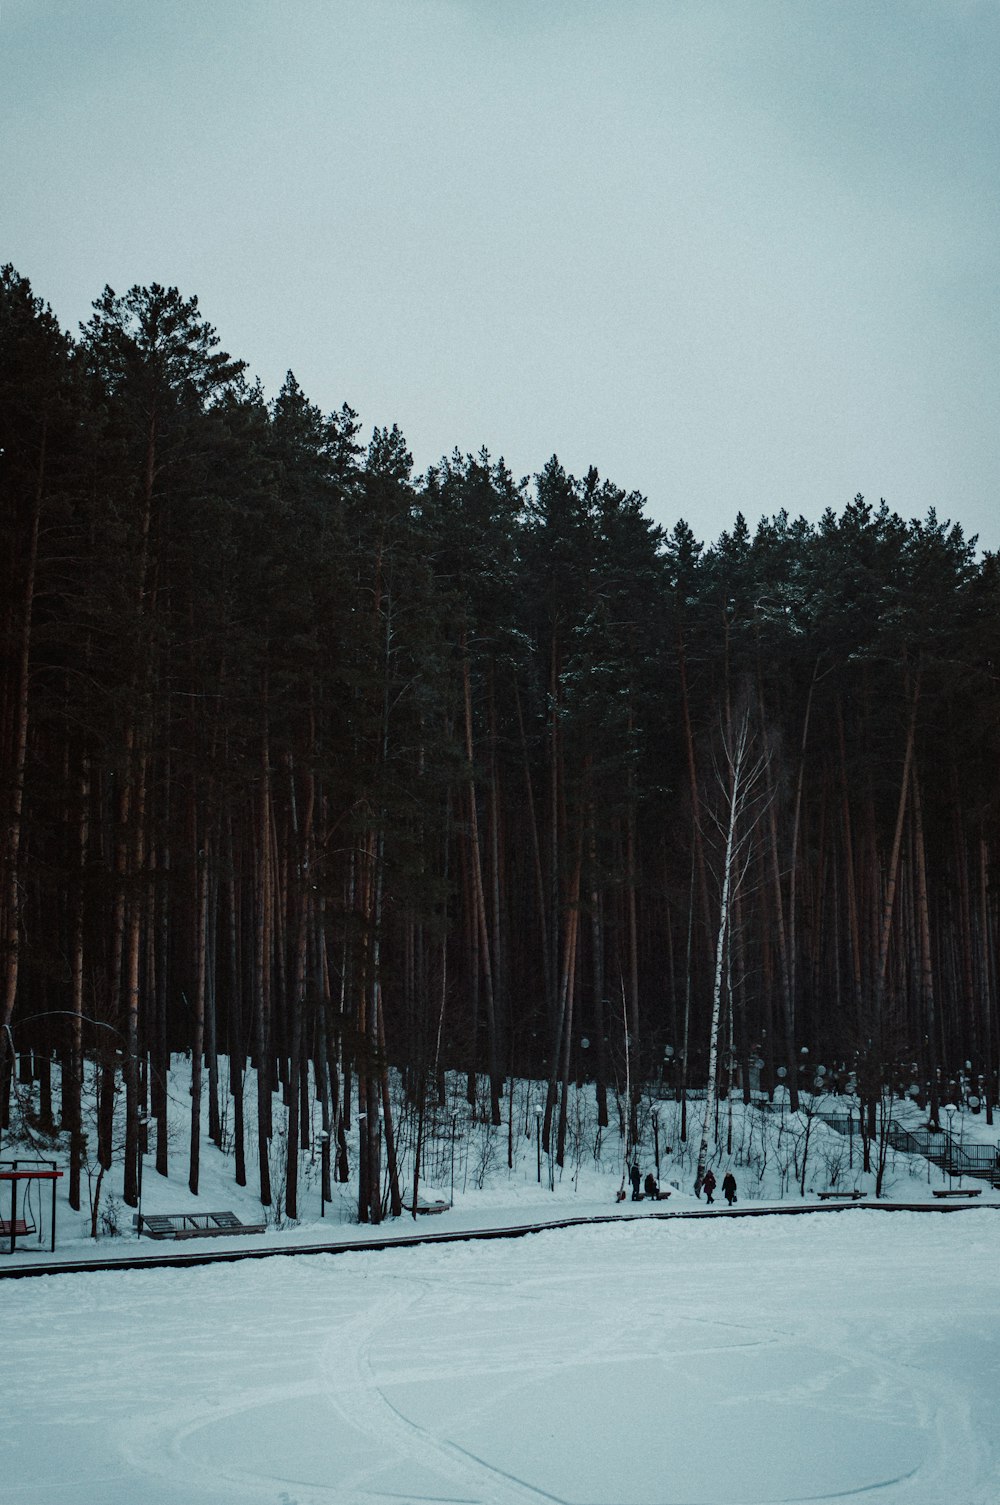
[4,1208,999,1504]
[3,1067,999,1501]
[4,1061,998,1274]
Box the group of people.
[628,1163,662,1200]
[627,1161,738,1206]
[695,1168,738,1205]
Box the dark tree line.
[3,266,999,1219]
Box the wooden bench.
[817,1190,863,1201]
[932,1187,982,1198]
[406,1197,449,1215]
[135,1211,267,1239]
[0,1219,30,1238]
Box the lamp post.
[136,1116,149,1237]
[450,1109,458,1205]
[319,1129,330,1219]
[651,1105,660,1181]
[534,1103,543,1184]
[944,1103,956,1187]
[844,1072,857,1168]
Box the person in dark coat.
[702,1168,717,1204]
[722,1171,737,1206]
[644,1172,659,1200]
[629,1162,642,1200]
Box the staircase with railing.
[752,1096,1000,1186]
[825,1110,1000,1187]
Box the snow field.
[3,1209,998,1505]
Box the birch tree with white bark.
[696,701,773,1190]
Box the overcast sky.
[4,0,998,550]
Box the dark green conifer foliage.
[3,265,1000,1222]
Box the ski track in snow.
[3,1214,1000,1505]
[324,1273,558,1503]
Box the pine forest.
[3,267,999,1225]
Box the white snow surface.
[3,1069,1000,1501]
[3,1209,1000,1504]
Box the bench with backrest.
[135,1211,266,1239]
[932,1186,982,1198]
[406,1196,450,1215]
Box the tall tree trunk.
[625,700,641,1145]
[837,700,865,1027]
[462,651,501,1124]
[285,762,314,1222]
[0,419,44,1125]
[254,726,273,1207]
[979,835,996,1124]
[514,676,553,1031]
[589,816,609,1129]
[875,669,921,1009]
[68,757,89,1210]
[696,708,767,1186]
[225,809,247,1186]
[189,828,208,1196]
[122,752,148,1207]
[911,762,940,1131]
[544,821,583,1155]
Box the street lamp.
[319,1129,330,1219]
[136,1116,149,1237]
[651,1105,661,1181]
[776,1065,787,1120]
[943,1103,957,1187]
[450,1109,458,1205]
[534,1103,543,1184]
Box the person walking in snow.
[722,1171,737,1206]
[630,1162,642,1200]
[702,1168,716,1204]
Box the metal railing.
[752,1102,1000,1186]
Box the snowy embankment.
[2,1058,998,1271]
